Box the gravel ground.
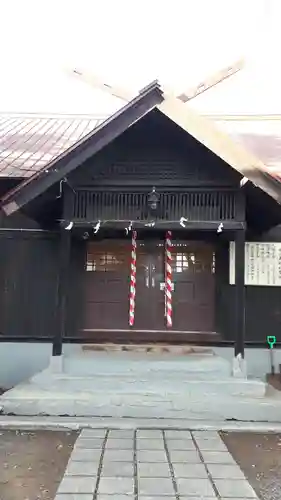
[222,432,281,500]
[0,430,77,500]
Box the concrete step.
[0,351,271,421]
[1,388,280,421]
[62,353,232,379]
[30,373,265,398]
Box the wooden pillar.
[52,227,71,356]
[234,228,245,357]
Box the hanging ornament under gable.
[65,221,73,231]
[125,221,133,235]
[147,187,160,213]
[179,217,188,228]
[93,220,101,234]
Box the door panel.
[172,242,215,331]
[82,238,215,335]
[83,241,130,329]
[134,242,165,330]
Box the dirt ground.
[0,430,77,500]
[266,373,281,392]
[222,432,281,500]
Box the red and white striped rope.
[129,230,137,326]
[165,231,173,327]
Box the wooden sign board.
[229,242,281,286]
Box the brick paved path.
[55,429,258,499]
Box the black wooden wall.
[69,110,240,188]
[216,228,281,343]
[0,230,59,340]
[1,225,280,343]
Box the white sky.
[0,0,280,114]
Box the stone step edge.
[81,344,215,355]
[33,375,263,385]
[0,393,269,402]
[1,388,266,400]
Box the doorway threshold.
[79,329,220,344]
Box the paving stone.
[166,439,196,450]
[108,429,135,439]
[200,450,236,464]
[65,461,99,476]
[55,495,94,500]
[57,477,97,494]
[164,430,192,440]
[207,463,246,479]
[74,438,104,449]
[137,430,163,439]
[70,449,102,462]
[138,497,176,500]
[96,496,134,500]
[137,450,168,462]
[195,438,228,451]
[101,461,134,477]
[169,450,201,463]
[179,498,218,500]
[172,463,208,479]
[176,478,216,497]
[138,461,171,477]
[80,429,107,438]
[194,435,224,442]
[105,438,133,449]
[98,477,134,495]
[214,478,258,498]
[192,431,219,439]
[103,449,134,461]
[138,476,175,496]
[137,439,165,450]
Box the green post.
[267,335,276,349]
[267,335,277,375]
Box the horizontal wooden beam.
[69,220,246,231]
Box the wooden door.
[82,238,215,336]
[134,241,165,330]
[171,242,215,331]
[83,240,130,330]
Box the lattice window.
[172,244,216,274]
[86,243,128,272]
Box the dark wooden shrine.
[1,86,281,357]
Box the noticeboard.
[229,242,281,286]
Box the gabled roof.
[1,112,280,184]
[212,115,281,181]
[1,82,281,215]
[1,81,164,214]
[0,113,104,177]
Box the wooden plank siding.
[0,231,59,340]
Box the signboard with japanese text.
[229,242,281,286]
